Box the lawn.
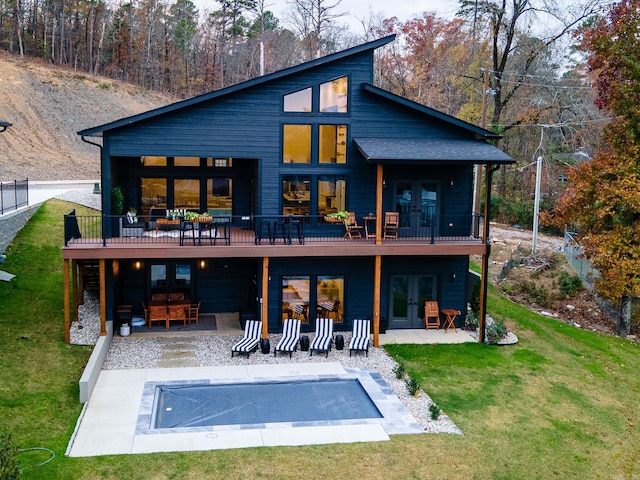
[1,199,639,479]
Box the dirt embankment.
[0,52,171,182]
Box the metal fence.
[0,179,29,214]
[563,229,599,292]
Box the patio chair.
[274,318,301,358]
[167,304,187,328]
[310,317,334,357]
[424,301,441,330]
[148,304,169,330]
[231,320,262,358]
[383,212,399,239]
[188,300,201,324]
[344,212,363,239]
[349,319,371,356]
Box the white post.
[532,156,542,255]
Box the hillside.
[0,52,172,182]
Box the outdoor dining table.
[149,299,190,329]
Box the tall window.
[284,87,312,112]
[282,176,310,215]
[283,124,311,163]
[318,176,346,216]
[319,125,347,163]
[281,275,344,324]
[282,276,310,323]
[317,276,344,323]
[207,178,232,216]
[320,77,348,113]
[174,179,200,209]
[141,178,167,217]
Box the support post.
[478,164,498,344]
[375,164,383,245]
[64,259,70,343]
[373,255,381,347]
[261,257,269,339]
[72,259,79,322]
[99,259,106,336]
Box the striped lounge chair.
[274,319,301,358]
[349,319,371,357]
[310,317,334,357]
[231,320,262,358]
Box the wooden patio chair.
[344,212,363,239]
[424,301,441,330]
[310,317,334,357]
[349,319,371,356]
[167,304,187,328]
[231,320,262,358]
[148,304,169,330]
[383,212,399,239]
[188,300,201,324]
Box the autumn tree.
[542,0,640,335]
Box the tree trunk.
[618,295,631,336]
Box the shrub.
[111,186,124,215]
[393,363,406,379]
[486,317,509,345]
[465,310,478,331]
[405,375,422,397]
[0,433,20,479]
[429,403,441,420]
[559,271,583,297]
[513,279,551,307]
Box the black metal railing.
[63,212,484,247]
[0,179,28,214]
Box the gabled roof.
[360,83,502,139]
[78,35,397,137]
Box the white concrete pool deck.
[66,362,424,457]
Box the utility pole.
[531,156,542,255]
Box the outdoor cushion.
[231,320,262,358]
[310,317,334,357]
[349,319,371,356]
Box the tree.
[285,0,345,60]
[542,0,640,336]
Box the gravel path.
[72,293,462,434]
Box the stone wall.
[0,204,42,255]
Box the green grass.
[1,199,640,479]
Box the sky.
[194,0,459,32]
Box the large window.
[174,178,200,209]
[207,178,232,216]
[282,176,310,215]
[174,156,200,167]
[320,76,348,113]
[141,178,168,217]
[281,275,344,324]
[283,87,312,112]
[319,125,347,163]
[283,124,311,163]
[318,176,345,216]
[141,156,167,167]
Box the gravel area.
[74,293,462,434]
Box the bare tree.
[285,0,345,59]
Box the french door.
[394,181,438,237]
[388,275,436,329]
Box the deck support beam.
[261,257,269,339]
[64,259,71,343]
[99,259,106,336]
[375,164,383,245]
[373,255,381,347]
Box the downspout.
[478,164,499,344]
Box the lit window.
[207,158,232,167]
[319,125,347,163]
[140,178,167,218]
[174,178,200,210]
[282,176,310,215]
[283,125,311,163]
[174,157,200,167]
[282,276,310,323]
[141,156,167,166]
[320,77,348,113]
[318,176,345,216]
[317,276,344,323]
[284,88,312,112]
[207,178,232,216]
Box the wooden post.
[478,164,497,344]
[261,257,269,339]
[99,258,106,336]
[373,255,381,347]
[63,259,70,343]
[375,164,383,245]
[72,259,79,322]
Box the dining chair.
[424,301,441,330]
[167,304,187,328]
[148,304,169,330]
[383,212,399,239]
[188,300,201,324]
[344,212,363,239]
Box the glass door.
[395,181,438,237]
[388,275,436,329]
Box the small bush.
[513,279,551,307]
[486,318,509,345]
[429,403,441,420]
[0,433,20,479]
[99,82,111,90]
[465,310,478,331]
[559,272,583,297]
[393,363,405,379]
[405,375,422,397]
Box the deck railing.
[0,179,28,214]
[64,212,484,247]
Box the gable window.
[320,76,348,113]
[284,87,312,112]
[283,124,311,163]
[319,125,347,163]
[282,176,310,215]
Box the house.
[64,35,513,345]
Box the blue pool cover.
[153,378,382,429]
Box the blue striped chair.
[310,317,334,357]
[231,320,262,358]
[274,319,301,358]
[348,319,371,357]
